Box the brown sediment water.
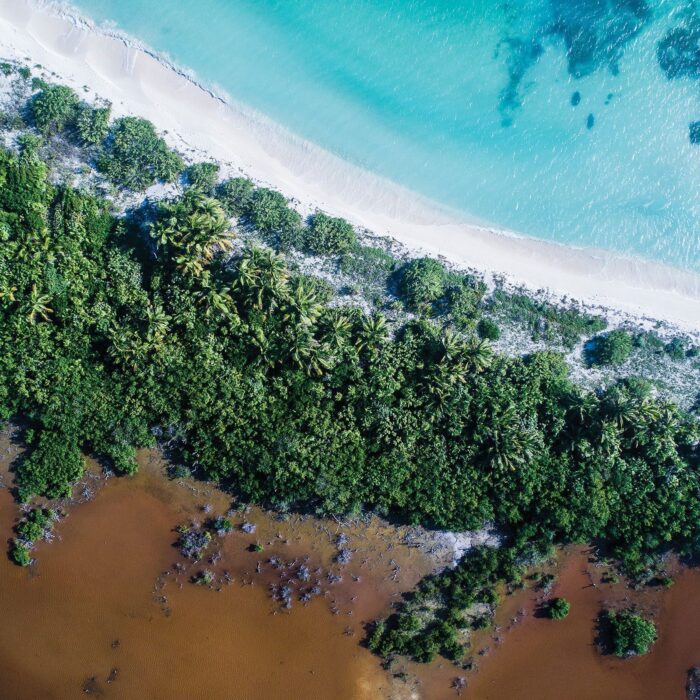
[0,443,441,700]
[4,434,700,700]
[414,548,700,700]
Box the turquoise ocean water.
[71,0,700,272]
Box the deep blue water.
[72,0,700,271]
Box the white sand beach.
[0,0,698,331]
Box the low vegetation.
[546,597,570,619]
[603,609,657,657]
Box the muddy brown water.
[2,434,700,700]
[414,549,700,700]
[0,444,440,700]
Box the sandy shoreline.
[0,0,699,331]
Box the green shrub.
[31,77,48,92]
[18,67,31,81]
[633,331,665,352]
[10,541,31,567]
[185,161,220,193]
[15,431,84,502]
[75,103,111,146]
[305,213,357,256]
[477,318,501,341]
[216,177,255,216]
[398,257,446,309]
[247,187,302,242]
[605,609,657,657]
[489,289,606,349]
[30,85,79,135]
[98,116,184,190]
[665,337,686,361]
[446,278,485,330]
[547,597,570,619]
[588,329,633,366]
[0,63,12,76]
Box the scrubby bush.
[216,177,255,216]
[665,337,686,361]
[489,289,606,349]
[477,318,501,341]
[305,213,357,256]
[75,103,111,146]
[588,329,633,366]
[547,597,570,619]
[31,77,48,92]
[211,516,233,535]
[15,431,84,502]
[185,162,220,193]
[30,85,79,135]
[98,116,184,190]
[398,257,446,309]
[10,541,31,567]
[604,609,657,657]
[0,63,12,76]
[247,187,302,244]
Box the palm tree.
[152,192,235,277]
[145,302,171,350]
[26,284,53,324]
[285,278,322,328]
[323,309,354,352]
[481,406,538,476]
[356,313,388,352]
[463,336,492,373]
[194,272,237,321]
[0,283,17,303]
[235,245,289,312]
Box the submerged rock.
[688,667,700,700]
[571,91,581,107]
[690,121,700,145]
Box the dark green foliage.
[445,276,485,331]
[185,162,220,193]
[305,213,357,256]
[10,541,31,567]
[98,116,184,190]
[489,289,606,349]
[216,177,255,216]
[9,508,56,565]
[211,516,233,535]
[633,331,665,353]
[31,77,49,92]
[398,257,446,309]
[246,187,302,243]
[30,85,79,135]
[368,546,525,662]
[16,431,84,502]
[605,609,657,657]
[75,103,111,146]
[17,67,31,81]
[665,337,686,361]
[588,329,634,366]
[15,508,54,542]
[547,597,570,619]
[1,138,699,673]
[477,318,501,341]
[0,63,12,76]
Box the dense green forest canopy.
[1,76,699,663]
[1,136,698,566]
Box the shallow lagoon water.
[70,0,700,272]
